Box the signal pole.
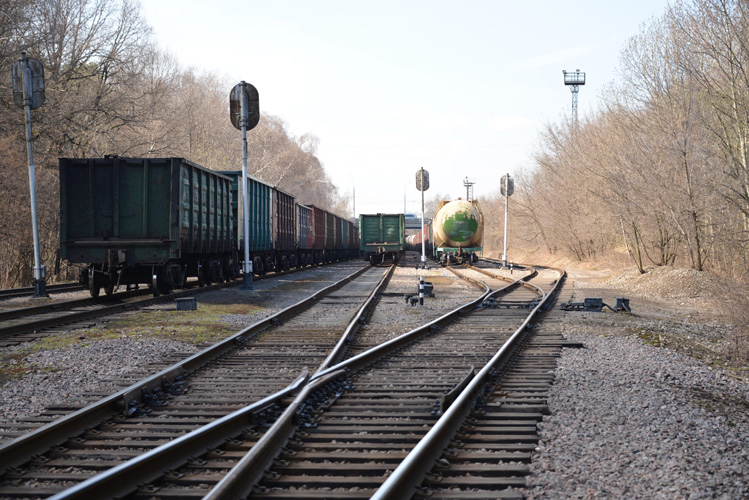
[229,81,260,291]
[12,52,47,297]
[500,174,514,267]
[415,168,430,270]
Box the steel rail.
[371,267,566,500]
[204,369,348,500]
[0,288,148,323]
[310,264,541,382]
[41,263,527,499]
[0,263,372,476]
[0,260,358,338]
[198,267,497,499]
[467,261,536,282]
[313,275,491,381]
[210,265,541,498]
[45,267,395,499]
[47,373,310,500]
[0,282,83,300]
[316,264,396,373]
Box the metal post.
[502,176,509,267]
[240,82,253,289]
[420,180,426,269]
[21,53,46,297]
[419,275,424,306]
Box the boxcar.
[60,157,234,296]
[358,213,405,264]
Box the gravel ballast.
[0,337,198,423]
[525,267,749,499]
[525,332,749,499]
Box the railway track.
[0,283,84,301]
[0,262,405,498]
[0,260,359,347]
[0,256,570,499]
[245,264,561,499]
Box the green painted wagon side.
[60,157,232,264]
[358,213,405,261]
[216,171,273,252]
[60,157,233,295]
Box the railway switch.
[560,296,632,313]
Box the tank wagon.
[60,157,357,297]
[359,213,405,264]
[431,199,483,264]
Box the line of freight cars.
[59,157,358,297]
[404,199,484,264]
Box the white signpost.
[415,168,429,270]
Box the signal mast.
[563,69,585,124]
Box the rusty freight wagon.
[308,205,327,264]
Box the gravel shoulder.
[525,266,749,499]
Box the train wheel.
[89,282,100,298]
[253,257,264,275]
[104,284,115,296]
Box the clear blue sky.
[139,0,672,216]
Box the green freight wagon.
[60,157,234,297]
[218,171,297,274]
[358,213,405,264]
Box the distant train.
[59,157,358,297]
[358,213,405,264]
[406,199,484,264]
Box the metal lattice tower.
[463,177,475,201]
[563,69,586,124]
